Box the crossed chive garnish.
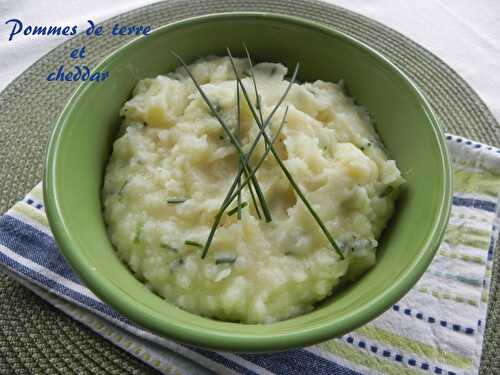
[173,48,344,260]
[199,105,289,258]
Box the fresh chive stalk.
[172,52,270,222]
[243,45,266,150]
[236,82,242,220]
[227,49,344,259]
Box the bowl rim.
[44,11,452,352]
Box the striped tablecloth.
[0,134,499,375]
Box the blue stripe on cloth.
[452,196,497,212]
[0,250,128,324]
[0,214,80,283]
[241,349,362,375]
[25,197,44,210]
[488,233,495,261]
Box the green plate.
[44,12,452,352]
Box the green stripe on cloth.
[444,229,491,250]
[446,224,492,239]
[417,287,478,306]
[354,326,472,368]
[482,289,490,304]
[438,250,485,264]
[453,168,500,197]
[318,340,423,375]
[452,213,491,224]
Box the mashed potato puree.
[102,56,404,324]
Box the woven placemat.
[0,0,498,373]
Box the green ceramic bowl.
[44,12,452,352]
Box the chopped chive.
[185,240,203,248]
[167,198,186,204]
[215,256,237,265]
[160,243,178,252]
[133,222,144,244]
[227,201,248,216]
[380,185,394,198]
[219,134,224,140]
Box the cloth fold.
[0,134,499,375]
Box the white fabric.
[1,0,499,124]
